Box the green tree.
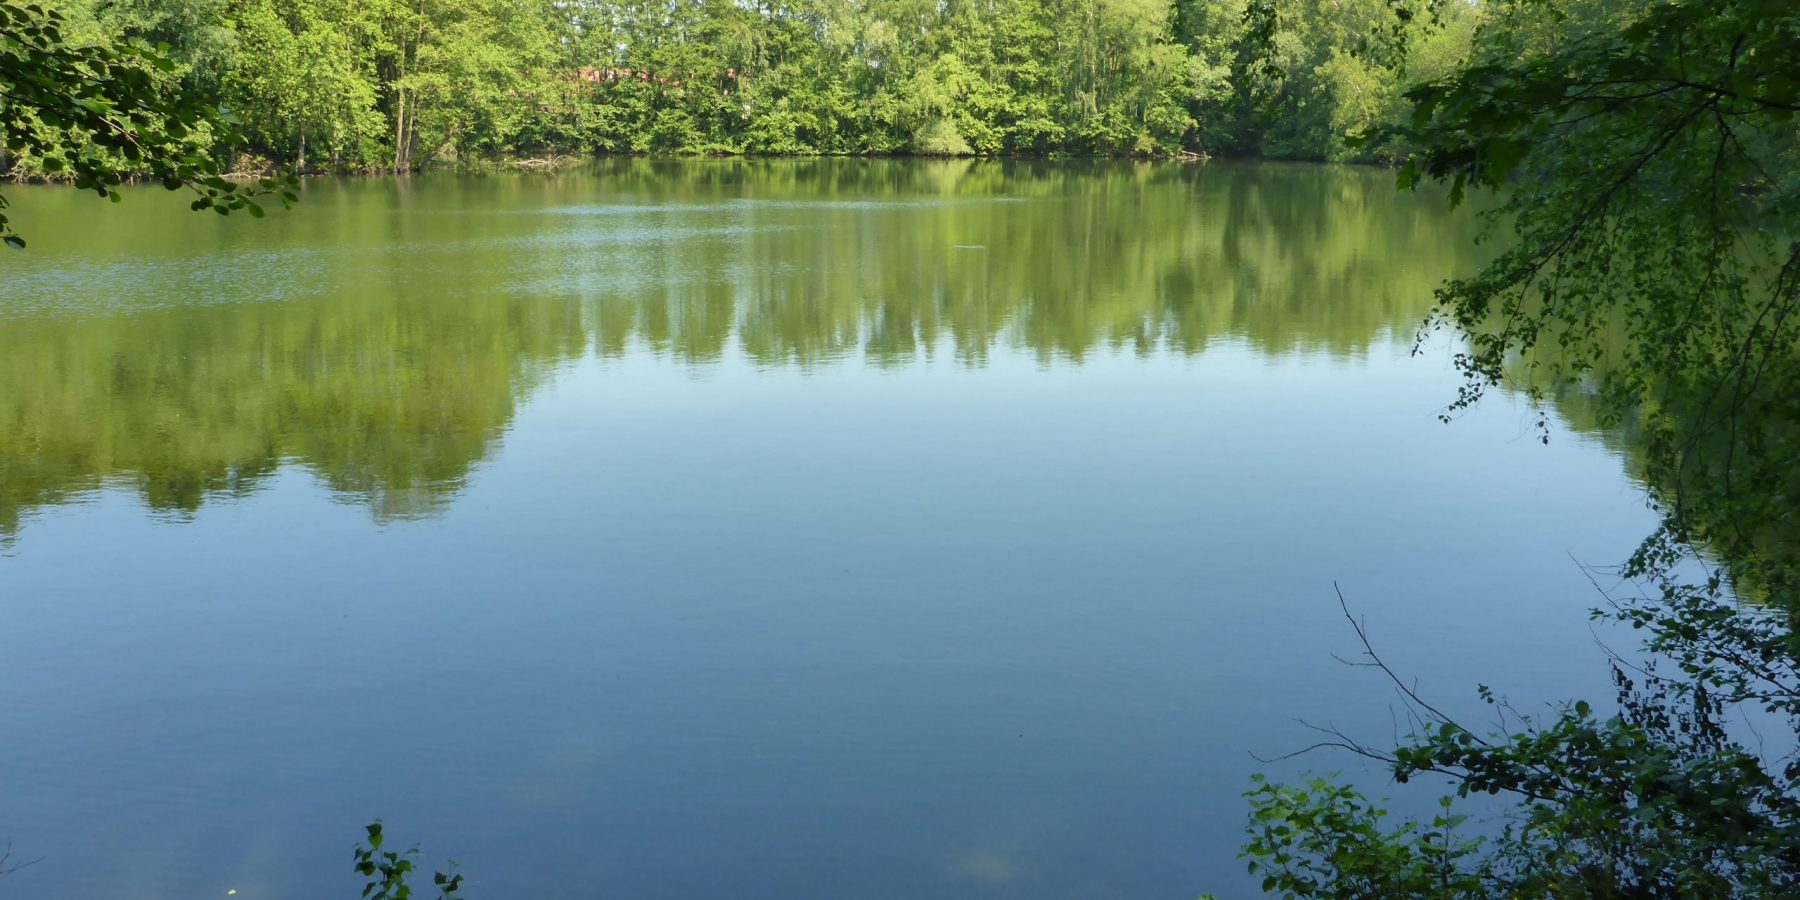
[228,0,384,170]
[1241,0,1800,894]
[12,0,1492,165]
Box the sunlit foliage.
[4,0,1475,173]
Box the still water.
[1,160,1655,898]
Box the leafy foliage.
[1244,586,1800,896]
[1242,0,1800,895]
[354,821,463,900]
[0,0,294,246]
[6,0,1479,177]
[1244,776,1482,897]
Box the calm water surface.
[0,160,1656,898]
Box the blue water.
[0,161,1656,898]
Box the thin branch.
[1334,581,1487,745]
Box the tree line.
[4,0,1472,176]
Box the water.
[0,160,1658,898]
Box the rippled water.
[0,159,1656,898]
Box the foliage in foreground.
[0,0,294,247]
[354,821,463,900]
[1244,776,1481,897]
[1243,0,1800,895]
[1247,595,1800,896]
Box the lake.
[0,160,1658,898]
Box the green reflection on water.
[0,160,1485,536]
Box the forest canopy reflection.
[0,160,1484,535]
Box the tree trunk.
[296,129,306,172]
[393,90,407,173]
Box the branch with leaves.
[0,0,297,248]
[354,821,464,900]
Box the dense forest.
[4,0,1471,174]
